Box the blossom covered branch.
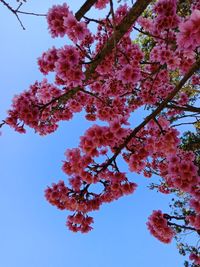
[2,0,200,266]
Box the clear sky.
[0,1,184,267]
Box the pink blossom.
[177,9,200,51]
[47,4,69,38]
[147,210,175,243]
[95,0,109,9]
[189,253,200,265]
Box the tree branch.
[172,121,197,127]
[44,0,152,108]
[99,57,200,172]
[0,0,97,29]
[164,214,186,221]
[84,0,152,78]
[0,0,26,29]
[168,222,198,232]
[16,10,46,16]
[167,104,200,113]
[75,0,98,21]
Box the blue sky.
[0,1,184,266]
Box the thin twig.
[83,15,105,25]
[17,10,46,16]
[0,0,98,29]
[168,222,197,232]
[172,121,197,127]
[75,0,98,21]
[133,25,166,41]
[80,88,106,104]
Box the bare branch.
[0,0,26,29]
[168,222,198,232]
[16,10,46,16]
[172,121,197,127]
[167,104,200,113]
[75,0,98,21]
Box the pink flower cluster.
[147,210,175,243]
[47,3,90,42]
[118,64,141,85]
[192,0,200,11]
[146,117,180,155]
[95,0,109,9]
[192,74,200,85]
[177,9,200,51]
[154,0,180,31]
[166,151,200,193]
[45,167,137,232]
[6,81,61,134]
[67,213,94,233]
[45,180,102,214]
[190,198,200,213]
[38,47,58,75]
[140,69,175,104]
[104,173,137,200]
[128,147,149,173]
[37,79,61,104]
[54,45,84,87]
[187,214,200,231]
[150,45,180,71]
[137,17,153,32]
[189,253,200,265]
[5,80,76,135]
[38,44,85,87]
[44,117,139,232]
[62,148,95,184]
[79,123,129,157]
[179,52,196,74]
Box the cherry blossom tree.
[1,0,200,266]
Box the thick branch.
[75,0,98,21]
[84,0,152,78]
[46,0,152,107]
[164,214,186,221]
